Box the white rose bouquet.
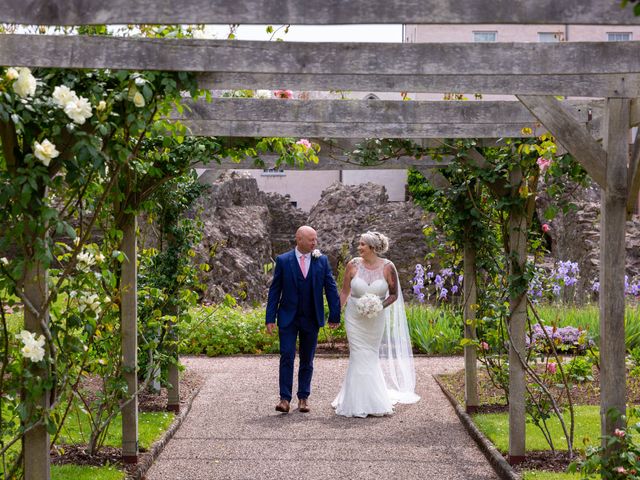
[356,293,384,319]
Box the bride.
[332,231,420,418]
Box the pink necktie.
[299,254,307,278]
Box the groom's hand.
[266,323,277,335]
[328,322,340,330]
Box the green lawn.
[52,465,125,480]
[523,472,580,480]
[55,410,174,450]
[473,405,600,452]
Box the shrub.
[179,305,279,356]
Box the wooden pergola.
[2,1,640,478]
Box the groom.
[266,225,341,413]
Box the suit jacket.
[265,249,341,328]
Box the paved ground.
[146,356,499,480]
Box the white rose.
[64,96,92,124]
[312,249,322,259]
[0,257,8,266]
[192,29,207,39]
[33,139,59,166]
[132,91,145,108]
[5,68,19,80]
[52,85,77,108]
[77,251,96,272]
[16,330,46,363]
[13,68,37,98]
[78,293,101,315]
[255,90,271,99]
[97,100,107,111]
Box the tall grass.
[534,303,640,350]
[405,304,463,355]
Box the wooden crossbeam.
[517,95,607,187]
[1,35,640,97]
[193,155,448,171]
[177,98,602,139]
[3,0,639,25]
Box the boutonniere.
[311,249,322,259]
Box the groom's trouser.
[278,315,319,401]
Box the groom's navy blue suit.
[266,249,340,401]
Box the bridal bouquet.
[356,293,384,319]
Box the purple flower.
[441,268,453,278]
[451,285,459,294]
[426,271,434,279]
[416,292,425,303]
[458,274,464,284]
[439,287,448,300]
[592,281,600,293]
[413,284,423,295]
[552,284,561,296]
[564,276,577,287]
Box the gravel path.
[146,355,499,480]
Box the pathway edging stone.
[434,375,521,480]
[127,379,204,480]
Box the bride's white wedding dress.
[332,259,420,418]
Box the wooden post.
[121,213,138,464]
[167,313,180,413]
[463,236,479,413]
[23,260,50,480]
[599,98,630,441]
[508,166,527,465]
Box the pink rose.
[296,139,312,150]
[480,341,489,351]
[274,89,293,99]
[614,428,626,438]
[615,466,627,474]
[542,224,550,233]
[537,157,552,171]
[546,362,557,374]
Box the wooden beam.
[600,98,630,441]
[184,120,547,139]
[632,98,640,127]
[179,98,598,125]
[121,213,138,464]
[463,238,479,413]
[177,98,601,139]
[517,95,607,188]
[3,0,639,25]
[508,166,527,465]
[1,35,640,97]
[23,261,51,480]
[194,155,448,171]
[627,136,640,214]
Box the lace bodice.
[350,258,390,299]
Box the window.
[261,168,285,176]
[538,32,562,43]
[364,93,380,100]
[473,31,497,43]
[607,32,632,41]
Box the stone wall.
[193,174,432,302]
[536,179,640,301]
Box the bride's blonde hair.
[360,231,389,255]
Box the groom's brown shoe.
[298,398,310,413]
[275,399,290,413]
